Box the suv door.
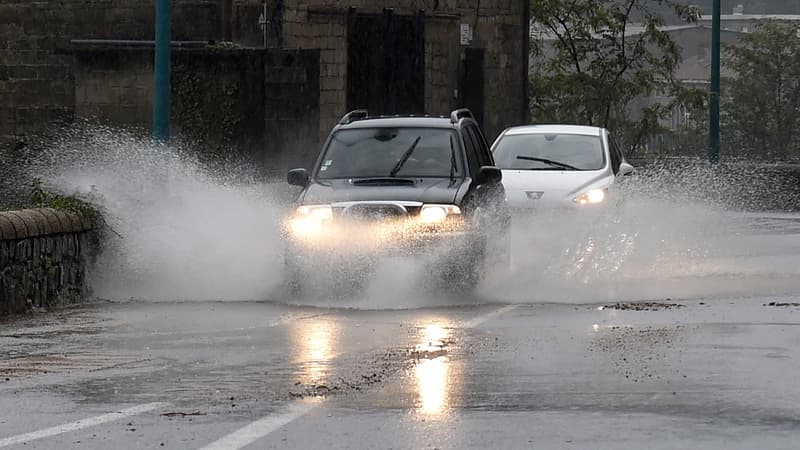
[462,123,507,227]
[464,122,510,270]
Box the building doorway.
[347,9,425,115]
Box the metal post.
[522,0,530,124]
[219,0,232,42]
[708,0,721,163]
[153,0,172,142]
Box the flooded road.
[3,205,800,448]
[1,297,800,449]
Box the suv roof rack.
[450,108,474,123]
[339,109,369,125]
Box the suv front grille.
[341,203,408,223]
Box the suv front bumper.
[284,219,476,258]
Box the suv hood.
[300,178,460,205]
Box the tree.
[529,0,703,155]
[724,21,800,160]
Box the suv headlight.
[287,205,332,239]
[296,205,333,221]
[573,188,607,205]
[420,204,462,224]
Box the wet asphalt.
[1,297,800,449]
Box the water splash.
[27,126,289,301]
[25,129,800,306]
[482,161,800,304]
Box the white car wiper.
[389,136,422,177]
[516,155,579,171]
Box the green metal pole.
[709,0,720,163]
[522,0,530,124]
[153,0,172,142]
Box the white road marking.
[197,303,520,450]
[198,402,316,450]
[463,304,519,328]
[0,402,169,448]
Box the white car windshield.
[493,133,605,171]
[317,128,459,179]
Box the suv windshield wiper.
[389,136,422,177]
[516,155,579,171]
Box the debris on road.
[765,301,800,307]
[599,301,685,311]
[589,325,686,383]
[161,411,206,417]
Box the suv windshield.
[317,127,459,179]
[493,133,605,171]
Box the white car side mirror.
[619,162,634,176]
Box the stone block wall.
[70,46,319,174]
[0,0,222,149]
[263,49,321,173]
[424,17,461,119]
[73,48,154,128]
[281,6,347,142]
[0,209,96,316]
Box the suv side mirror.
[619,162,634,176]
[287,168,310,187]
[475,166,502,185]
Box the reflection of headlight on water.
[291,319,339,384]
[415,323,451,417]
[574,188,607,205]
[416,357,448,416]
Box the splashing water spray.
[26,128,800,307]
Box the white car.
[491,124,633,210]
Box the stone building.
[1,0,529,169]
[274,0,529,142]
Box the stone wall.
[0,209,96,316]
[70,46,320,174]
[73,48,155,128]
[0,0,224,149]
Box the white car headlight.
[574,188,607,205]
[420,204,462,224]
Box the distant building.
[698,13,800,34]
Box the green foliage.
[529,0,704,156]
[29,178,102,225]
[172,58,240,161]
[723,20,800,160]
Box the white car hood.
[501,170,613,208]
